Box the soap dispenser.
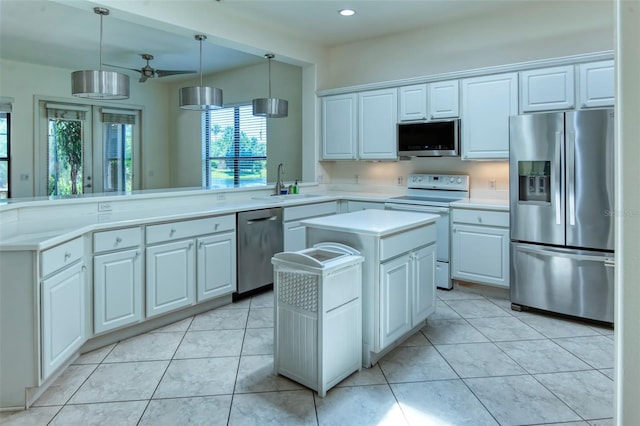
[292,180,299,194]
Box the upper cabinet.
[399,84,427,121]
[322,93,358,160]
[520,65,575,112]
[358,88,398,160]
[429,80,459,119]
[460,72,518,160]
[398,81,459,121]
[579,60,614,108]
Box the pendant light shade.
[252,54,288,118]
[71,7,129,100]
[179,35,223,110]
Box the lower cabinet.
[379,244,436,350]
[197,232,236,302]
[451,208,510,288]
[146,239,196,317]
[283,202,338,252]
[41,261,85,380]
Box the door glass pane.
[48,119,84,196]
[518,160,550,203]
[0,112,8,198]
[0,113,7,157]
[103,123,132,192]
[0,161,7,199]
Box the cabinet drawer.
[452,209,509,227]
[284,202,338,222]
[146,215,235,245]
[94,227,142,253]
[41,237,84,277]
[380,225,436,262]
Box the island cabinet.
[40,237,86,380]
[303,209,438,367]
[451,207,510,288]
[93,227,143,334]
[145,214,235,317]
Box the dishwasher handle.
[246,215,279,224]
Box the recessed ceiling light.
[339,9,356,16]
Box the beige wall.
[168,61,303,188]
[0,59,173,197]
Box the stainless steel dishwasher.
[236,208,283,298]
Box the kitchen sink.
[252,193,322,202]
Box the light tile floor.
[1,289,615,426]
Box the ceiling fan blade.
[103,63,141,74]
[156,70,197,78]
[139,75,149,83]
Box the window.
[102,110,135,192]
[203,105,267,188]
[0,112,9,198]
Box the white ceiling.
[0,0,530,83]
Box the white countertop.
[301,209,438,237]
[451,198,510,211]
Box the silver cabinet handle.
[135,251,141,258]
[517,244,611,263]
[64,252,71,260]
[477,216,482,223]
[170,229,176,237]
[115,237,122,244]
[554,131,563,225]
[188,242,194,250]
[199,241,204,249]
[567,129,576,226]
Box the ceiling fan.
[105,54,196,83]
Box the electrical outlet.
[317,174,323,183]
[354,174,359,184]
[397,176,404,186]
[216,193,226,200]
[98,203,112,212]
[489,180,497,190]
[20,174,29,181]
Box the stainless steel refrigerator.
[509,109,615,323]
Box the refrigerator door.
[565,109,615,250]
[510,242,614,323]
[509,113,565,245]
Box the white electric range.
[385,174,470,290]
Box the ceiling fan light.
[252,97,288,118]
[71,70,130,99]
[179,86,223,110]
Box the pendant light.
[179,35,223,110]
[252,54,288,118]
[71,7,130,100]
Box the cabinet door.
[520,65,575,112]
[579,61,614,108]
[451,224,510,288]
[429,80,459,119]
[412,245,436,325]
[94,249,143,334]
[322,94,357,160]
[378,254,412,350]
[284,221,306,252]
[41,262,85,380]
[146,240,195,317]
[461,73,518,160]
[359,88,398,160]
[197,232,236,302]
[399,84,427,121]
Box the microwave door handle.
[554,131,562,225]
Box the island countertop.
[301,209,438,237]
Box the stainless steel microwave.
[397,119,460,157]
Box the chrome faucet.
[275,163,284,195]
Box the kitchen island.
[302,209,438,367]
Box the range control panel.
[407,174,470,191]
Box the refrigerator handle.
[554,131,563,225]
[567,130,576,226]
[517,244,612,263]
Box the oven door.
[385,202,451,289]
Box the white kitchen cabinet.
[399,84,427,121]
[146,215,236,317]
[520,65,575,112]
[451,208,510,288]
[283,202,338,251]
[197,232,236,301]
[345,200,386,212]
[461,72,518,160]
[379,254,412,348]
[429,80,459,119]
[41,256,85,380]
[322,93,358,160]
[411,245,437,324]
[579,60,614,108]
[358,88,398,160]
[93,227,143,334]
